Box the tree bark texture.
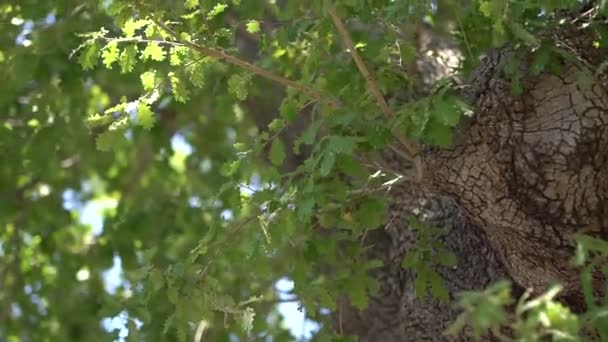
[332,181,510,341]
[330,11,608,342]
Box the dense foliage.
[1,0,607,341]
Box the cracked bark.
[331,182,511,341]
[329,13,607,342]
[424,44,608,301]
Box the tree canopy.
[1,0,608,341]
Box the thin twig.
[328,7,422,180]
[147,15,341,108]
[99,36,185,47]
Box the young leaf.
[123,19,149,38]
[185,0,198,9]
[140,70,158,91]
[207,3,228,19]
[169,72,190,102]
[137,102,156,130]
[101,41,119,69]
[119,45,138,73]
[240,307,255,333]
[141,42,166,61]
[227,74,251,100]
[169,46,189,66]
[220,160,240,177]
[246,20,261,34]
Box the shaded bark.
[332,180,511,341]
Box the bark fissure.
[331,12,607,341]
[424,53,608,298]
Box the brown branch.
[328,8,393,119]
[328,7,423,179]
[147,15,341,108]
[133,4,423,180]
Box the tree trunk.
[330,11,607,341]
[332,179,511,341]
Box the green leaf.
[319,152,336,177]
[141,42,166,61]
[479,0,505,19]
[509,22,540,47]
[233,142,248,152]
[78,43,100,70]
[436,250,458,267]
[424,119,452,147]
[433,97,463,127]
[297,195,315,220]
[119,45,138,73]
[301,120,322,146]
[207,3,228,19]
[86,113,113,128]
[96,129,126,151]
[346,278,369,310]
[227,74,251,100]
[414,267,429,299]
[400,101,430,138]
[401,251,419,269]
[279,97,298,122]
[429,270,449,302]
[352,197,386,230]
[184,0,199,9]
[240,307,255,333]
[101,41,119,69]
[269,139,286,167]
[327,136,356,154]
[220,160,240,177]
[137,102,155,130]
[268,118,284,132]
[246,20,261,34]
[140,70,158,91]
[169,46,189,66]
[123,19,149,38]
[169,71,190,102]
